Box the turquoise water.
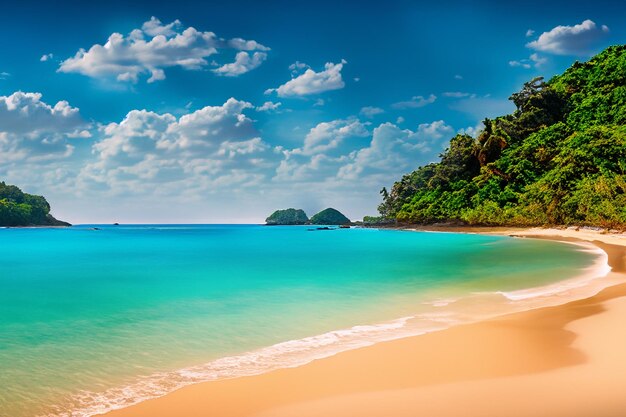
[0,225,601,417]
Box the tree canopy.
[378,45,626,229]
[310,208,351,225]
[265,208,309,225]
[0,182,69,227]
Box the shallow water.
[0,225,603,417]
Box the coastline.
[100,227,626,417]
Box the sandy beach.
[104,227,626,417]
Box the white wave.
[46,316,439,417]
[497,243,611,301]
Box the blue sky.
[0,0,623,223]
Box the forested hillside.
[378,45,626,228]
[0,182,69,226]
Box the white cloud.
[0,93,468,222]
[274,118,453,190]
[40,53,54,62]
[256,101,282,112]
[141,16,182,37]
[396,116,405,124]
[392,94,436,109]
[298,119,369,156]
[359,106,384,118]
[0,91,89,164]
[526,20,609,55]
[509,60,531,69]
[530,53,548,67]
[289,61,309,76]
[226,38,270,52]
[59,17,269,83]
[212,51,267,77]
[266,60,347,97]
[458,122,484,138]
[337,121,453,181]
[313,98,325,107]
[274,119,369,181]
[454,74,463,80]
[526,29,535,37]
[509,53,548,69]
[442,91,476,98]
[80,98,276,193]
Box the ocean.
[0,225,608,417]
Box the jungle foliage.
[378,46,626,228]
[0,182,69,226]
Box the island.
[265,207,351,225]
[309,208,351,225]
[265,208,309,225]
[0,182,70,227]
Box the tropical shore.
[104,227,626,417]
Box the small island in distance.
[266,207,351,225]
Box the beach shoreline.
[99,226,626,417]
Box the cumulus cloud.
[213,51,267,77]
[299,119,368,155]
[526,20,609,55]
[266,60,347,97]
[0,91,89,164]
[274,119,369,181]
[359,106,385,118]
[0,91,465,222]
[80,98,276,193]
[274,118,454,190]
[337,121,453,180]
[255,101,282,112]
[40,53,54,62]
[526,29,535,37]
[58,17,269,83]
[392,94,437,109]
[141,16,182,37]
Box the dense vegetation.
[266,208,351,225]
[378,45,626,229]
[265,208,309,225]
[310,208,350,225]
[0,182,69,227]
